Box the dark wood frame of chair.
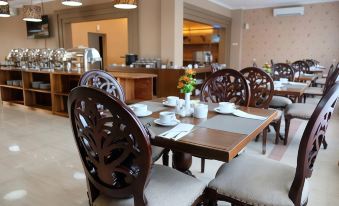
[199,68,251,172]
[291,60,310,81]
[206,83,339,206]
[240,67,282,154]
[272,63,295,82]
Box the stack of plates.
[39,83,51,90]
[32,81,44,89]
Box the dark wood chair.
[207,83,339,206]
[67,86,206,206]
[211,63,223,73]
[284,65,339,147]
[199,68,250,173]
[240,67,282,154]
[303,64,338,102]
[305,59,315,67]
[200,68,251,106]
[291,60,310,81]
[79,70,169,165]
[315,64,334,86]
[270,63,295,109]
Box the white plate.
[135,110,153,117]
[163,101,176,107]
[154,119,180,126]
[214,107,234,114]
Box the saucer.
[214,107,234,114]
[135,110,152,117]
[163,101,176,107]
[154,119,180,126]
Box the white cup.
[219,102,235,113]
[280,78,288,83]
[159,112,176,124]
[194,104,208,119]
[167,96,179,106]
[131,104,148,115]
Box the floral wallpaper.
[241,2,339,69]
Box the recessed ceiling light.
[62,0,82,7]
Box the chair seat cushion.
[304,87,323,95]
[269,108,282,121]
[208,154,309,206]
[269,96,293,108]
[151,146,165,163]
[285,103,316,119]
[93,165,206,206]
[315,78,326,85]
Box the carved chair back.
[240,67,274,109]
[305,59,315,67]
[79,70,125,102]
[323,64,339,95]
[200,69,251,107]
[272,63,295,81]
[68,86,152,205]
[292,60,310,79]
[289,83,339,206]
[270,59,274,66]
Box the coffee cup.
[131,104,148,115]
[219,102,235,113]
[167,96,179,106]
[194,104,208,119]
[159,112,176,124]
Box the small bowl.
[6,80,13,86]
[13,80,22,87]
[39,83,51,90]
[32,81,43,89]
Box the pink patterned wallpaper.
[241,2,339,69]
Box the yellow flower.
[186,69,195,75]
[177,82,184,89]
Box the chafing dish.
[66,48,102,72]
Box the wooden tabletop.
[273,82,309,96]
[137,99,277,162]
[109,72,158,79]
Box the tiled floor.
[0,98,338,206]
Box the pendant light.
[62,0,82,7]
[113,0,138,9]
[0,0,8,6]
[0,4,10,17]
[23,4,42,22]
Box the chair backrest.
[272,63,295,81]
[240,67,274,109]
[323,64,339,95]
[79,70,125,102]
[289,83,339,205]
[211,63,223,73]
[292,60,310,78]
[305,59,315,67]
[270,59,274,66]
[200,68,251,106]
[68,86,152,205]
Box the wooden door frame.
[55,2,139,54]
[184,3,232,66]
[87,32,108,68]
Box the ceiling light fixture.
[0,0,8,6]
[0,5,10,17]
[113,0,138,9]
[62,0,82,7]
[23,5,42,22]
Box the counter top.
[0,66,82,75]
[109,72,158,79]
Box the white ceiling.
[208,0,339,9]
[8,0,55,8]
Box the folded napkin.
[287,82,307,86]
[158,123,194,140]
[232,109,267,120]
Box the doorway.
[88,32,106,69]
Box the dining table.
[273,81,310,103]
[134,99,277,175]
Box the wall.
[241,1,339,69]
[184,0,231,17]
[230,10,244,69]
[71,19,128,66]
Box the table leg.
[172,151,194,176]
[298,95,303,103]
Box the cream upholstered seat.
[94,165,206,206]
[208,154,309,206]
[315,77,326,85]
[304,87,323,96]
[270,108,282,121]
[285,103,316,119]
[269,96,292,108]
[151,146,166,163]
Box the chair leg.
[262,128,267,154]
[86,178,99,206]
[274,118,282,144]
[323,137,328,149]
[205,188,218,206]
[303,95,307,103]
[162,149,170,166]
[284,116,291,145]
[255,134,260,142]
[201,158,205,173]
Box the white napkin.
[287,82,307,86]
[159,123,194,140]
[232,109,267,120]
